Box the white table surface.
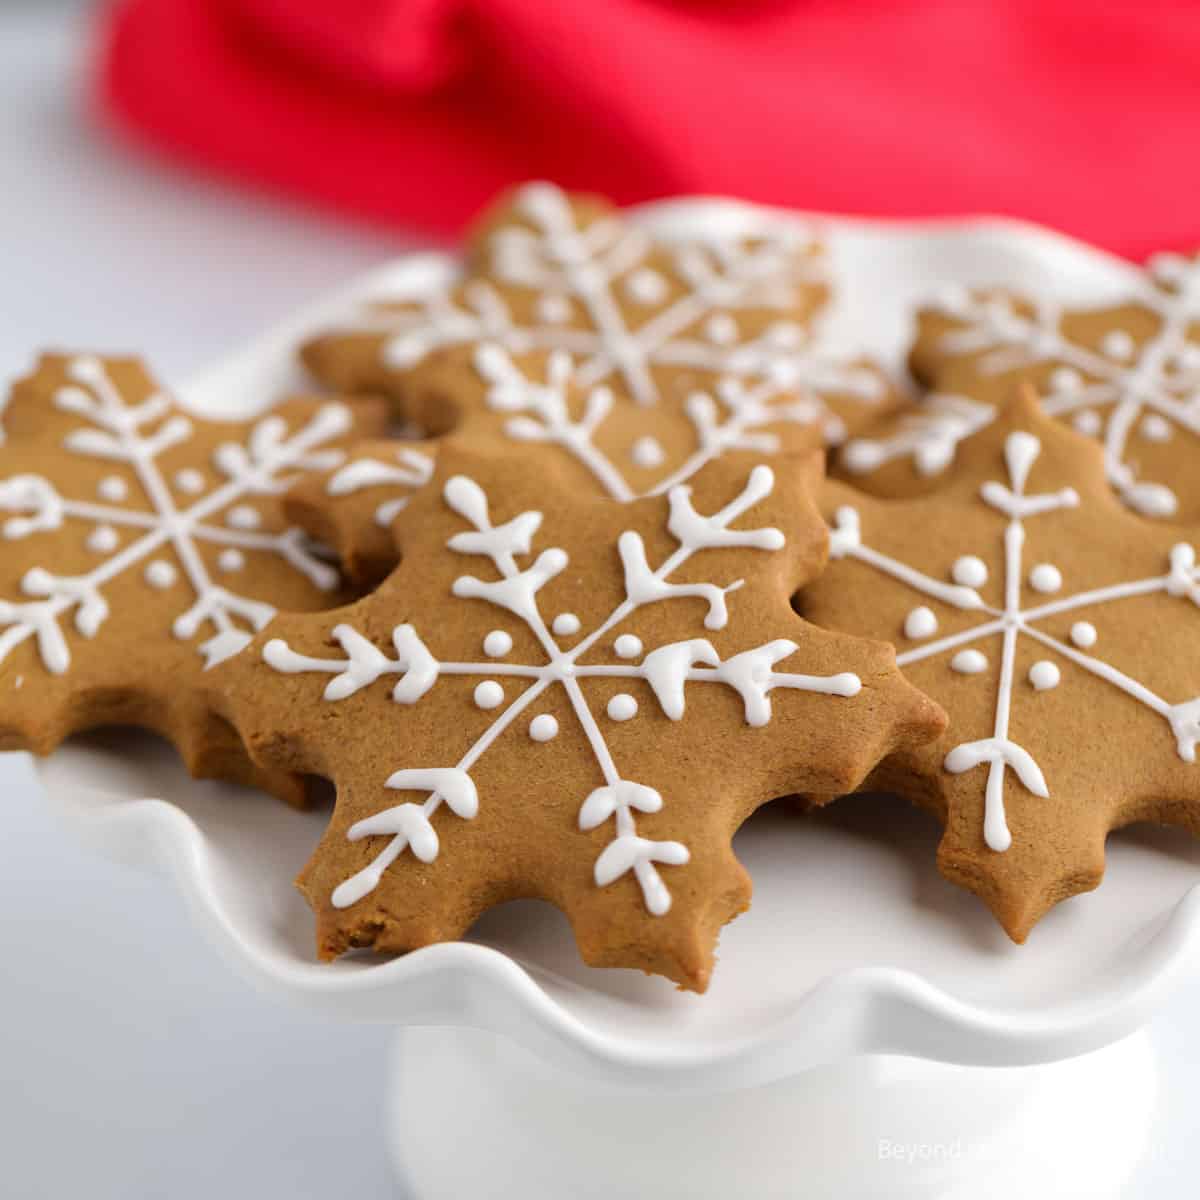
[1,7,1198,1197]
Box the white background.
[2,6,1199,1197]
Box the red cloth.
[97,0,1200,258]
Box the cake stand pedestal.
[388,1026,1155,1200]
[31,206,1200,1199]
[40,735,1195,1200]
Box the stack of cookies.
[4,184,1199,992]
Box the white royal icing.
[144,560,177,589]
[952,555,988,588]
[174,468,205,495]
[218,549,244,573]
[705,313,739,346]
[1029,563,1062,594]
[614,634,643,659]
[0,357,351,675]
[535,293,572,324]
[887,263,1200,516]
[630,436,665,469]
[350,181,878,506]
[841,394,994,480]
[86,524,118,554]
[471,342,859,506]
[624,268,668,305]
[951,649,988,674]
[225,504,261,531]
[1070,621,1097,648]
[1028,660,1060,691]
[1102,329,1135,360]
[1051,367,1084,393]
[830,429,1200,853]
[97,475,127,502]
[378,182,842,409]
[529,713,559,742]
[262,464,861,916]
[1141,413,1172,443]
[552,612,581,636]
[326,447,435,528]
[483,629,512,658]
[904,606,938,639]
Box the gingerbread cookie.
[223,440,944,990]
[301,182,854,405]
[0,354,386,804]
[841,255,1200,519]
[283,439,436,584]
[285,340,891,583]
[804,387,1200,940]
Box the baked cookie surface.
[806,388,1200,939]
[224,440,945,990]
[0,354,386,803]
[840,254,1200,520]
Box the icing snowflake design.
[0,357,350,672]
[326,445,435,528]
[325,343,839,518]
[356,182,881,415]
[263,465,861,914]
[831,429,1200,852]
[844,256,1200,516]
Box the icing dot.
[483,630,513,658]
[951,555,988,588]
[552,612,581,637]
[86,525,118,553]
[97,475,127,502]
[1102,329,1135,360]
[614,634,643,660]
[536,293,571,324]
[174,468,205,494]
[766,321,804,349]
[630,436,665,469]
[951,649,988,675]
[1176,344,1200,371]
[144,560,177,589]
[218,549,244,573]
[624,268,668,305]
[226,504,261,530]
[705,313,738,345]
[823,415,848,448]
[607,694,638,722]
[1140,413,1172,443]
[1070,621,1098,649]
[529,714,558,742]
[1072,409,1102,437]
[1048,367,1084,393]
[1029,563,1062,594]
[904,606,938,639]
[1029,660,1061,691]
[474,681,504,710]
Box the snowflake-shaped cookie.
[301,182,854,402]
[299,181,892,491]
[841,255,1200,520]
[222,440,944,990]
[285,341,886,582]
[0,354,386,802]
[805,389,1200,940]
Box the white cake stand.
[32,206,1200,1198]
